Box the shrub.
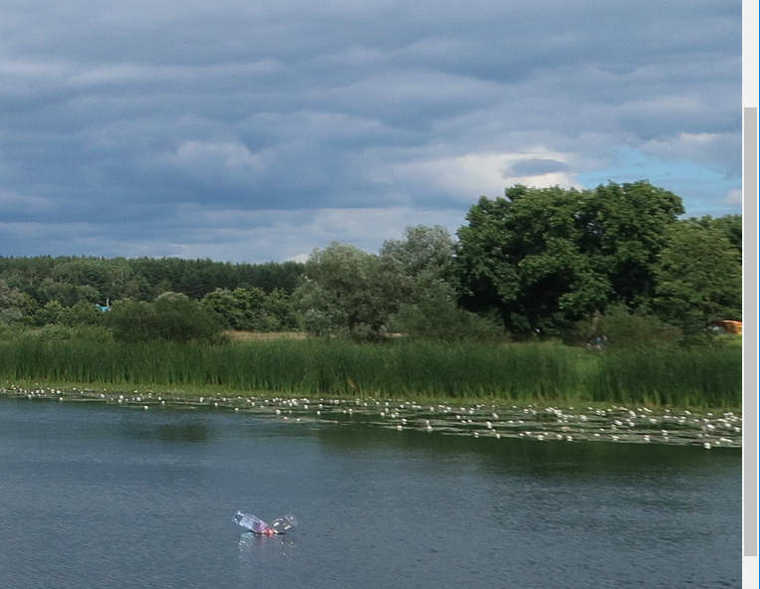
[108,293,222,343]
[61,300,106,327]
[565,304,681,348]
[390,298,503,341]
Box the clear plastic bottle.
[234,511,272,534]
[270,514,297,533]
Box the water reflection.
[238,532,296,556]
[314,423,739,480]
[156,423,210,443]
[237,531,297,587]
[119,420,212,443]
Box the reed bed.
[0,334,740,407]
[590,345,741,407]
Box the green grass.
[0,334,741,408]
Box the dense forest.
[0,181,742,344]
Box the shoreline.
[1,381,742,450]
[0,377,743,412]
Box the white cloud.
[393,150,582,200]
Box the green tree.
[52,259,110,297]
[379,225,499,339]
[233,287,268,330]
[60,300,106,327]
[379,225,456,294]
[695,214,742,254]
[581,181,685,309]
[202,287,296,331]
[34,300,65,326]
[295,243,395,338]
[389,280,502,340]
[107,300,158,342]
[456,181,684,335]
[0,279,36,324]
[202,288,241,329]
[39,279,100,307]
[653,220,742,333]
[456,186,604,333]
[262,288,298,330]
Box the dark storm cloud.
[0,0,741,261]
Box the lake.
[0,398,741,588]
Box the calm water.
[0,399,740,588]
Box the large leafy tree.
[379,225,456,302]
[580,181,685,309]
[694,214,742,255]
[456,181,684,334]
[653,220,742,332]
[380,226,498,339]
[380,226,455,276]
[295,243,397,338]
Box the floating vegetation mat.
[1,385,741,450]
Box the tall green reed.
[0,333,740,407]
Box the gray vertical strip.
[744,106,757,557]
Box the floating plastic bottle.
[270,514,297,533]
[234,511,297,535]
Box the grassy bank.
[0,333,741,408]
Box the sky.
[0,0,741,262]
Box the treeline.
[0,181,742,344]
[292,180,741,342]
[0,256,303,305]
[0,257,304,331]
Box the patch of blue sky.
[577,148,741,218]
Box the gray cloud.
[0,0,740,261]
[505,159,569,178]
